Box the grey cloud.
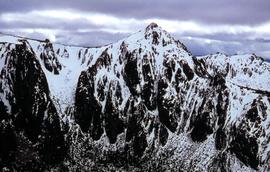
[179,37,242,56]
[0,0,270,25]
[179,34,270,61]
[0,17,102,30]
[254,38,270,43]
[176,31,270,44]
[55,31,128,47]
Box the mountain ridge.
[0,23,270,171]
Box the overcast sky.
[0,0,270,59]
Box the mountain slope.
[0,23,270,171]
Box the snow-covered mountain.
[0,23,270,171]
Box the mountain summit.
[0,24,270,171]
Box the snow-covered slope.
[0,23,270,171]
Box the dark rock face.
[190,98,214,142]
[123,51,140,96]
[0,102,16,169]
[157,78,177,133]
[126,102,147,158]
[245,101,259,122]
[0,41,66,170]
[230,126,259,169]
[75,70,103,140]
[229,99,266,169]
[159,124,169,146]
[75,49,115,141]
[142,55,156,110]
[104,88,124,144]
[215,128,227,150]
[181,60,194,80]
[215,90,229,150]
[192,56,208,77]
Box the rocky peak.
[146,22,159,30]
[143,22,175,47]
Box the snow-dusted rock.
[0,23,269,171]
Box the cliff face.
[0,23,270,171]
